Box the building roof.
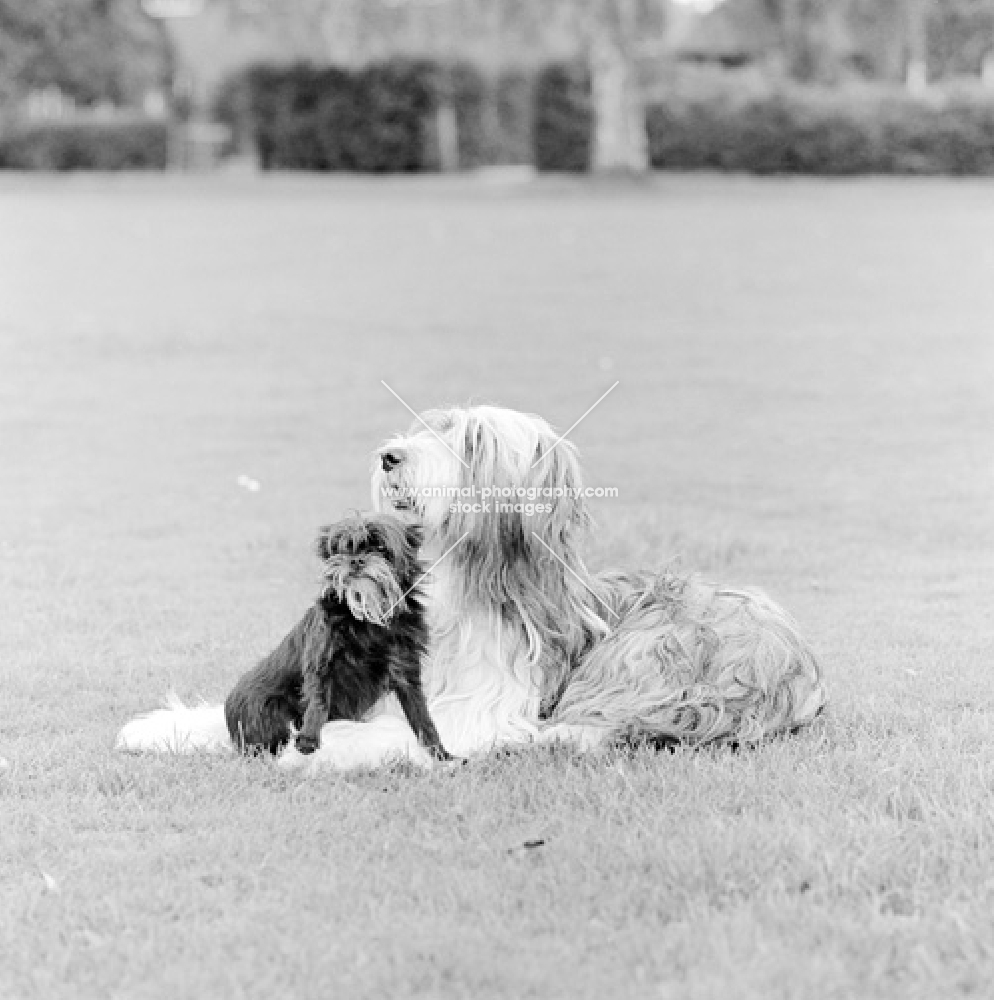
[673,0,780,63]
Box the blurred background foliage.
[1,0,993,173]
[0,0,168,106]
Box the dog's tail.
[115,693,232,753]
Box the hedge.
[244,60,437,172]
[216,58,994,177]
[533,62,593,172]
[220,59,536,172]
[3,62,994,176]
[223,57,587,173]
[0,117,169,170]
[526,69,994,176]
[646,85,994,175]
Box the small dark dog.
[224,512,450,761]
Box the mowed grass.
[1,172,992,1000]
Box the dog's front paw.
[295,733,320,755]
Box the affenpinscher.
[224,512,450,760]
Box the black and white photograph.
[1,1,992,997]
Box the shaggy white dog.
[117,406,827,770]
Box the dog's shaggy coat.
[117,406,827,769]
[223,514,447,760]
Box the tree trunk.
[436,101,460,172]
[905,0,928,93]
[588,0,648,174]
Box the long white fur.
[115,693,230,753]
[115,405,828,770]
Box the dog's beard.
[321,558,407,625]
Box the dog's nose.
[381,451,403,472]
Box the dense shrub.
[880,92,994,174]
[646,83,994,175]
[245,59,436,172]
[235,59,533,172]
[532,62,593,172]
[356,60,437,171]
[0,116,168,170]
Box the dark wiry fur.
[224,513,449,760]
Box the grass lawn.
[1,172,992,1000]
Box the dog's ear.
[314,525,334,561]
